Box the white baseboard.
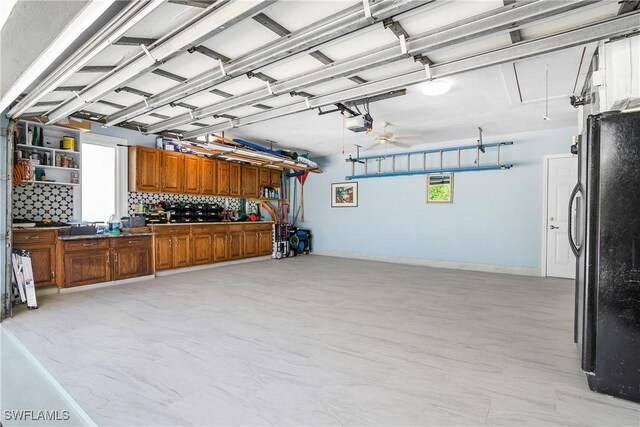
[312,250,541,277]
[155,256,272,277]
[59,274,155,294]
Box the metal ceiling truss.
[7,0,165,118]
[37,0,275,124]
[103,0,437,126]
[145,0,596,134]
[181,11,640,139]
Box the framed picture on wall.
[331,182,358,207]
[426,173,454,203]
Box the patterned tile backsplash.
[128,192,258,214]
[12,184,74,222]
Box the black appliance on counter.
[568,110,640,403]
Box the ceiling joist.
[181,11,640,139]
[103,0,436,127]
[144,0,596,134]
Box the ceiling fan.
[367,121,420,149]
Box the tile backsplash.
[128,192,258,214]
[12,184,74,222]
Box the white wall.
[297,126,577,276]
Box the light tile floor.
[5,256,640,426]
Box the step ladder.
[345,133,513,180]
[11,249,38,309]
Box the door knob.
[550,225,559,230]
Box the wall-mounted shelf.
[16,144,80,155]
[345,141,513,180]
[19,181,80,187]
[32,165,80,172]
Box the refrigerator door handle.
[568,182,582,256]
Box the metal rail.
[182,11,640,139]
[146,0,595,134]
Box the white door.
[546,156,578,278]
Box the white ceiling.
[226,45,586,158]
[3,0,635,160]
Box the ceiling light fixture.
[420,80,451,96]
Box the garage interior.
[1,0,639,426]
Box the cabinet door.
[192,234,212,265]
[162,151,183,193]
[155,235,173,271]
[216,161,230,195]
[113,247,152,280]
[270,169,281,188]
[243,231,259,258]
[20,244,56,288]
[130,146,161,192]
[213,233,227,262]
[172,234,190,268]
[229,163,242,196]
[64,250,111,287]
[258,230,272,256]
[242,165,259,198]
[259,167,270,186]
[183,155,200,194]
[200,158,216,195]
[228,232,243,260]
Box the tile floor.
[5,256,640,426]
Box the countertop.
[150,221,274,226]
[58,232,155,241]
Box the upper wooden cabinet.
[270,169,281,188]
[200,158,216,195]
[229,163,242,196]
[129,146,161,192]
[242,165,259,198]
[259,168,271,187]
[216,160,230,195]
[162,151,183,193]
[183,155,200,194]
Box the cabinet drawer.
[153,225,190,235]
[13,230,57,245]
[63,239,110,252]
[190,225,213,235]
[227,224,243,232]
[243,223,272,232]
[112,236,152,249]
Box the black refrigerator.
[569,109,640,403]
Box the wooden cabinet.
[227,231,243,260]
[243,230,259,258]
[183,155,200,194]
[62,239,111,287]
[13,230,57,288]
[191,225,213,265]
[155,235,173,271]
[229,163,242,196]
[242,165,259,198]
[258,230,272,256]
[270,169,281,188]
[129,146,161,192]
[154,227,190,270]
[200,158,216,195]
[216,161,230,195]
[162,151,183,193]
[112,237,152,280]
[213,232,228,262]
[259,168,271,187]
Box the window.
[82,142,116,222]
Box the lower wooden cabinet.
[61,236,152,287]
[112,237,153,280]
[62,240,112,288]
[13,229,57,288]
[151,223,273,270]
[191,234,213,265]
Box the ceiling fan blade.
[365,142,387,150]
[389,140,410,148]
[393,134,422,140]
